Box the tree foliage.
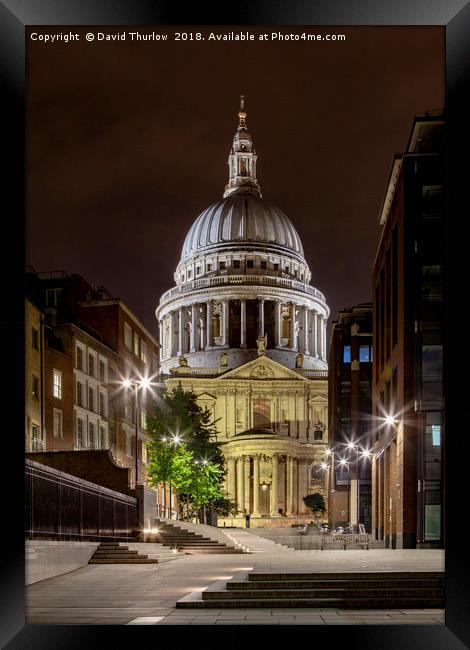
[303,493,327,517]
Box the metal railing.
[320,532,370,550]
[25,459,137,542]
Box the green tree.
[146,438,193,516]
[303,493,327,520]
[212,495,240,518]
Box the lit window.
[31,424,41,451]
[100,426,107,449]
[124,323,132,350]
[133,332,139,356]
[89,422,96,449]
[76,417,84,448]
[53,370,62,399]
[99,359,105,381]
[76,381,83,407]
[343,346,351,363]
[32,327,39,351]
[431,425,441,447]
[359,345,371,363]
[140,409,147,430]
[99,392,106,417]
[76,346,83,370]
[88,386,95,412]
[32,375,39,400]
[53,409,63,438]
[88,353,95,377]
[140,340,147,363]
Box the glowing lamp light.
[385,415,398,426]
[140,377,151,390]
[122,379,133,388]
[339,458,348,467]
[361,449,371,459]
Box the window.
[233,260,241,269]
[89,422,96,449]
[99,359,105,381]
[206,263,212,272]
[343,346,351,363]
[32,375,39,400]
[88,386,95,412]
[359,345,371,363]
[76,346,83,370]
[46,288,62,307]
[140,340,147,363]
[294,269,298,278]
[77,417,84,448]
[273,263,279,271]
[187,269,192,278]
[196,266,200,275]
[53,409,63,438]
[124,323,132,350]
[284,266,289,273]
[99,391,106,417]
[76,381,83,407]
[247,259,254,269]
[133,332,139,356]
[260,261,267,269]
[53,369,62,399]
[31,424,41,451]
[313,428,323,441]
[32,327,39,351]
[219,261,226,270]
[152,352,159,373]
[142,444,147,464]
[126,433,133,457]
[88,353,95,377]
[181,273,185,282]
[140,409,147,430]
[100,426,107,449]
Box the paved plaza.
[26,547,445,626]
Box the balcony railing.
[159,274,326,305]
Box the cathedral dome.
[181,192,305,261]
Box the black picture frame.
[2,1,469,648]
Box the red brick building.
[25,269,160,488]
[371,113,444,549]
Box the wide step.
[176,571,445,609]
[89,542,161,564]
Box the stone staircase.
[248,528,385,550]
[176,571,445,609]
[220,529,292,553]
[89,542,169,564]
[151,519,247,554]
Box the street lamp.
[122,377,152,489]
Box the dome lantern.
[223,94,261,199]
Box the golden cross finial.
[238,94,247,128]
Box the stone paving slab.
[26,548,445,626]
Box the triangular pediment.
[217,356,311,382]
[308,395,328,404]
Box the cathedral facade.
[156,98,330,527]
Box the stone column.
[274,300,281,347]
[252,455,260,516]
[190,303,197,352]
[206,301,212,349]
[227,457,236,501]
[158,320,163,353]
[290,303,296,350]
[236,456,245,515]
[312,310,318,356]
[270,454,279,516]
[168,312,174,358]
[286,455,294,515]
[258,298,265,336]
[244,456,251,514]
[177,307,184,355]
[297,459,307,513]
[223,299,229,347]
[303,307,310,355]
[323,318,327,360]
[318,314,324,359]
[240,299,247,348]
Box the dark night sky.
[26,26,444,340]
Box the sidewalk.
[26,547,445,626]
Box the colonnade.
[225,453,312,517]
[159,298,327,361]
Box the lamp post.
[122,377,151,489]
[338,457,350,526]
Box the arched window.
[212,313,221,338]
